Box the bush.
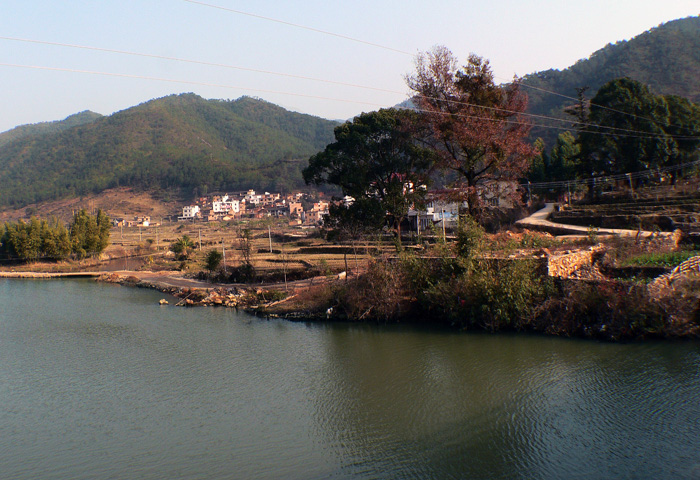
[204,249,223,273]
[530,279,682,339]
[455,215,484,259]
[336,258,412,322]
[420,259,551,330]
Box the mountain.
[0,110,103,149]
[522,16,700,146]
[0,94,338,207]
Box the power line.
[184,0,685,132]
[5,3,694,139]
[0,35,628,135]
[523,159,700,190]
[497,75,700,137]
[182,0,414,56]
[4,35,697,140]
[411,94,700,140]
[0,36,403,96]
[0,62,390,108]
[1,61,688,141]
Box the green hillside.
[0,110,103,149]
[523,16,700,146]
[0,94,338,207]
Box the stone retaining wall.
[647,255,700,298]
[546,245,606,278]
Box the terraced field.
[549,184,700,233]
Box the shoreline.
[3,267,699,342]
[0,271,103,279]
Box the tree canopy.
[406,46,536,221]
[578,78,700,176]
[303,108,435,236]
[0,210,109,262]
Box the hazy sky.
[1,0,698,132]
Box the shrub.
[421,259,551,330]
[455,215,484,259]
[336,258,412,322]
[531,280,670,339]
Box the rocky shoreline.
[96,272,308,314]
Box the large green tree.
[303,108,435,240]
[578,78,674,176]
[406,46,536,222]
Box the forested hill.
[0,94,338,207]
[522,16,700,145]
[0,111,103,149]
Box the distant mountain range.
[522,16,700,145]
[0,94,338,207]
[1,16,699,208]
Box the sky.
[1,0,698,132]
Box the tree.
[578,78,673,176]
[303,108,434,242]
[663,94,700,171]
[171,235,195,260]
[70,209,110,259]
[237,227,255,280]
[406,46,536,223]
[204,249,223,276]
[1,215,83,262]
[96,209,111,253]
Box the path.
[516,203,674,238]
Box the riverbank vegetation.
[0,209,110,263]
[281,47,700,339]
[286,226,700,340]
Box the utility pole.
[268,224,272,253]
[156,227,159,251]
[198,228,202,251]
[221,237,227,275]
[441,207,446,239]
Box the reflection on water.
[1,279,699,479]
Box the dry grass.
[0,187,181,223]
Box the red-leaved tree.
[406,46,536,222]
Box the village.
[109,180,519,233]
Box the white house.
[245,189,262,205]
[213,197,240,214]
[179,205,201,221]
[408,197,465,233]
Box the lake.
[1,279,699,479]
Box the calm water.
[1,279,699,480]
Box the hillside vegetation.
[0,94,337,207]
[523,16,700,145]
[0,111,103,148]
